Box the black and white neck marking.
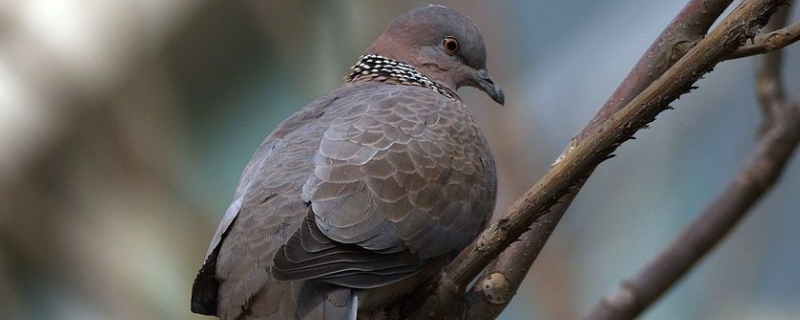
[345,54,456,100]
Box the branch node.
[603,281,639,312]
[764,31,789,50]
[670,40,695,62]
[479,272,511,305]
[477,219,510,252]
[553,137,579,167]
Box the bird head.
[364,5,505,105]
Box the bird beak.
[474,69,504,106]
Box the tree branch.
[584,4,800,319]
[403,1,785,319]
[727,19,800,60]
[462,1,736,318]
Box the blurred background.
[1,0,799,319]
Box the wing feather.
[192,84,497,319]
[281,86,496,290]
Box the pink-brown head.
[364,5,504,105]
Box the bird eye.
[442,36,459,55]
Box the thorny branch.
[463,0,736,318]
[400,1,788,319]
[585,4,800,319]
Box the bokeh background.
[1,1,799,319]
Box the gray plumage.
[192,5,503,320]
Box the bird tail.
[294,283,357,320]
[322,287,357,320]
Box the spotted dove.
[191,5,504,320]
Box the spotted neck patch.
[345,54,456,100]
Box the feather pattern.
[192,64,496,320]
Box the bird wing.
[273,85,496,288]
[191,91,336,319]
[191,84,497,319]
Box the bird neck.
[345,54,457,101]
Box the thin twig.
[464,0,736,318]
[402,1,785,319]
[728,20,800,59]
[584,4,800,320]
[755,9,790,133]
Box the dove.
[192,5,503,320]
